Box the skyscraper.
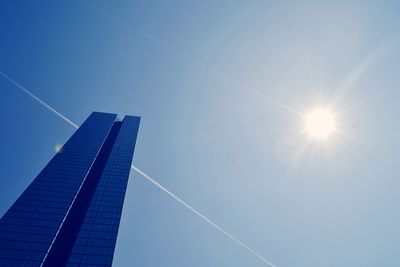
[0,112,140,267]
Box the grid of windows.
[66,116,140,267]
[0,112,118,266]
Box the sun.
[304,107,337,140]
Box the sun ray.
[332,38,398,108]
[289,139,312,169]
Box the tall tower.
[0,112,140,267]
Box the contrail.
[1,71,277,267]
[131,165,276,267]
[0,71,79,129]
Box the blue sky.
[1,1,400,266]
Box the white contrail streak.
[1,71,276,266]
[0,71,79,129]
[131,165,276,267]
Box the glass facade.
[0,112,140,267]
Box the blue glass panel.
[0,112,117,266]
[66,116,140,267]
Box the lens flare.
[55,143,63,153]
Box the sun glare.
[304,107,337,140]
